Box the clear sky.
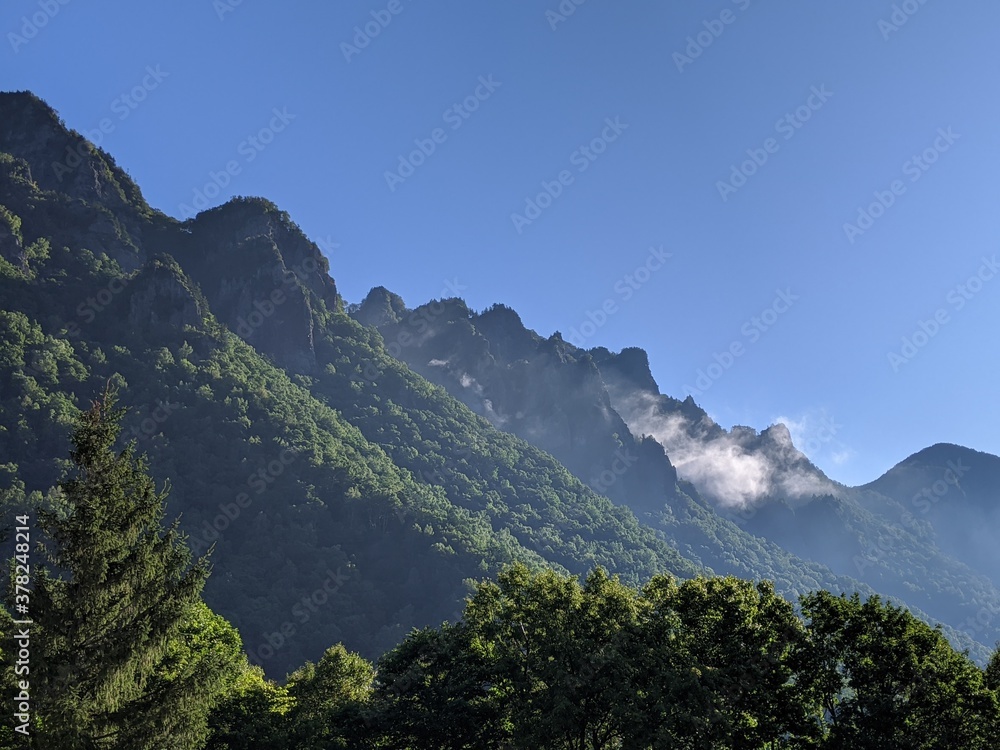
[3,0,999,486]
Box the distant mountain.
[1,90,997,674]
[865,443,1000,585]
[352,286,1000,661]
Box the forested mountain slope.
[0,91,698,677]
[0,90,995,674]
[351,287,1000,661]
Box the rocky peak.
[590,346,660,395]
[184,197,338,311]
[761,422,794,448]
[473,303,539,363]
[170,198,347,372]
[355,286,407,328]
[0,91,149,218]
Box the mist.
[616,393,836,509]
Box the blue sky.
[3,0,999,486]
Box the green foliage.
[8,390,240,748]
[987,645,1000,692]
[355,567,1000,749]
[626,575,819,748]
[3,93,1000,747]
[205,664,292,750]
[799,591,1000,749]
[285,644,375,749]
[0,204,21,244]
[367,566,811,748]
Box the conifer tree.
[27,387,231,748]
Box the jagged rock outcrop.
[0,92,148,270]
[350,295,688,514]
[590,345,661,395]
[170,197,341,372]
[126,257,206,332]
[355,286,406,328]
[0,92,147,216]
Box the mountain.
[864,444,1000,584]
[350,286,1000,661]
[595,361,1000,651]
[0,91,701,677]
[1,90,997,676]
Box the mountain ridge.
[348,283,1000,661]
[2,90,998,672]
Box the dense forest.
[2,396,999,747]
[351,288,1000,664]
[3,90,1000,746]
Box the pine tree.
[27,387,229,748]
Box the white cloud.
[616,393,838,509]
[773,407,850,465]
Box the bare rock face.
[0,92,148,271]
[126,257,205,332]
[590,346,661,396]
[0,92,146,216]
[355,286,406,328]
[176,197,342,372]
